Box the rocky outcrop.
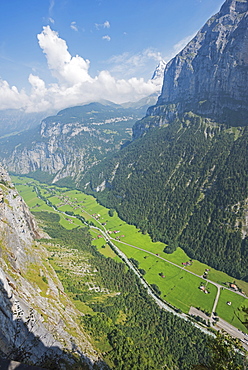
[0,165,104,368]
[133,0,248,139]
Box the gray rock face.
[134,0,248,139]
[0,165,102,368]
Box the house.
[230,283,238,291]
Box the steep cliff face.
[0,165,103,368]
[133,0,248,139]
[0,102,146,184]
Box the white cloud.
[49,17,55,24]
[95,20,110,30]
[102,35,111,41]
[70,21,78,32]
[0,26,161,113]
[173,33,196,55]
[103,21,110,28]
[49,0,55,16]
[107,48,162,77]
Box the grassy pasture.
[114,241,216,313]
[216,289,248,333]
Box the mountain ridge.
[133,0,248,140]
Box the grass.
[216,289,248,333]
[115,241,216,314]
[24,263,49,297]
[91,229,122,261]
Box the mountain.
[0,101,150,184]
[77,0,248,280]
[0,164,106,368]
[0,0,247,280]
[0,110,49,138]
[151,60,167,85]
[133,0,248,140]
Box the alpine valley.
[0,0,248,369]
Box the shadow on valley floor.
[0,278,110,370]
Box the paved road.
[211,285,220,321]
[216,318,248,352]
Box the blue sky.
[0,0,224,112]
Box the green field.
[216,289,248,332]
[12,175,248,332]
[114,241,216,313]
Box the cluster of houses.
[92,213,101,220]
[96,231,125,239]
[107,230,125,238]
[182,260,193,266]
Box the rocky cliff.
[133,0,248,139]
[0,165,105,368]
[0,102,147,184]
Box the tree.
[193,332,246,370]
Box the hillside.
[0,164,107,368]
[78,0,248,280]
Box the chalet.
[182,261,192,266]
[97,235,103,238]
[227,301,232,306]
[230,283,238,291]
[199,284,209,294]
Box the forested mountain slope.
[78,0,248,280]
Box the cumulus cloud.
[0,26,161,113]
[70,21,78,31]
[102,35,111,41]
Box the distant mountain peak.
[151,60,167,85]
